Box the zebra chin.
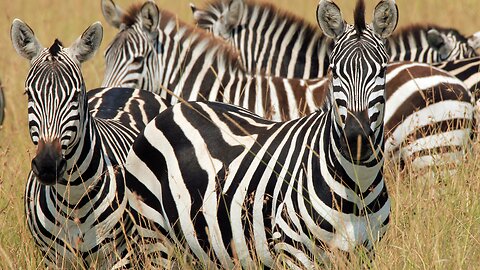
[31,139,67,185]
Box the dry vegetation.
[0,0,479,269]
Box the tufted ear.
[10,19,43,61]
[316,0,345,39]
[101,0,124,29]
[468,31,480,50]
[224,0,245,28]
[372,0,398,38]
[140,1,160,34]
[66,22,103,64]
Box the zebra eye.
[72,90,80,101]
[133,56,144,63]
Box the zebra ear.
[372,0,398,38]
[427,29,454,59]
[101,0,124,29]
[66,22,103,64]
[316,0,345,39]
[140,1,160,34]
[225,0,245,28]
[468,31,480,50]
[10,19,43,61]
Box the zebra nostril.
[31,158,40,177]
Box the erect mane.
[354,0,366,38]
[157,7,246,72]
[196,0,321,39]
[49,39,64,56]
[390,24,469,43]
[121,3,144,27]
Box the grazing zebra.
[101,0,327,121]
[123,0,397,268]
[11,19,168,268]
[0,79,4,126]
[190,0,480,78]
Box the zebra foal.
[11,19,167,268]
[123,0,397,268]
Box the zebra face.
[11,19,103,185]
[103,26,161,91]
[427,29,478,61]
[317,0,397,163]
[102,1,162,93]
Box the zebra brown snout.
[31,139,66,185]
[340,111,374,163]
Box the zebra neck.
[56,112,110,205]
[327,111,384,194]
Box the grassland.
[0,0,479,269]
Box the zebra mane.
[390,24,469,43]
[120,3,144,27]
[49,39,63,56]
[354,0,366,38]
[197,0,321,39]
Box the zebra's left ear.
[66,22,103,64]
[468,31,480,50]
[101,0,124,29]
[372,0,398,38]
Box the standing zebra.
[101,0,327,121]
[190,0,480,78]
[123,0,397,268]
[0,79,4,126]
[11,19,167,268]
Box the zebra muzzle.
[340,111,375,163]
[31,139,67,185]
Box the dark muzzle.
[339,111,375,163]
[31,139,66,185]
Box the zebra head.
[102,0,161,93]
[190,0,245,39]
[11,19,103,185]
[427,28,479,61]
[317,0,397,163]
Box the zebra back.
[384,62,474,169]
[191,0,479,78]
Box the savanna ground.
[0,0,479,269]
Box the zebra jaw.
[31,139,67,185]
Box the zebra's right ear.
[224,0,245,29]
[10,19,43,61]
[316,0,345,39]
[66,22,103,64]
[101,0,124,29]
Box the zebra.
[384,62,474,170]
[122,0,397,268]
[11,19,168,268]
[0,79,4,126]
[101,0,327,122]
[190,0,480,79]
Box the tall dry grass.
[0,0,479,269]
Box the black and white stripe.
[0,79,4,126]
[190,0,480,78]
[101,0,327,121]
[11,19,167,268]
[123,1,397,268]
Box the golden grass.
[0,0,479,269]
